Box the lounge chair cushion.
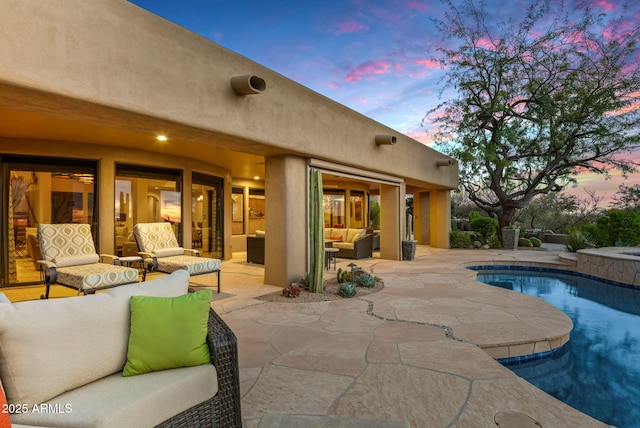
[38,224,97,263]
[10,364,217,428]
[347,228,365,243]
[52,253,100,267]
[56,263,139,291]
[154,247,185,258]
[0,270,190,407]
[123,289,212,376]
[157,255,221,275]
[133,223,180,252]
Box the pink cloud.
[332,19,368,35]
[406,2,429,12]
[594,0,616,12]
[416,58,440,69]
[345,60,392,82]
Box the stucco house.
[0,0,458,289]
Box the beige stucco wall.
[0,0,458,192]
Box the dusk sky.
[130,0,640,204]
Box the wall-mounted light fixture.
[437,159,454,167]
[375,134,397,145]
[230,75,266,95]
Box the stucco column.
[413,191,431,245]
[429,189,451,248]
[379,183,401,260]
[264,155,308,286]
[99,161,116,254]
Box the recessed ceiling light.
[254,176,260,180]
[156,135,168,141]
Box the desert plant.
[566,229,597,253]
[529,237,542,247]
[298,272,310,289]
[450,229,472,248]
[518,238,533,247]
[338,282,357,298]
[337,268,352,284]
[357,273,377,288]
[282,283,302,298]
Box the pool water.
[474,268,640,428]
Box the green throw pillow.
[123,289,213,377]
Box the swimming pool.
[473,267,640,428]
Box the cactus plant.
[337,268,352,284]
[338,282,357,298]
[357,273,377,288]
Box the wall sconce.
[437,159,454,167]
[230,75,266,95]
[375,134,397,145]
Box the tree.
[609,183,640,212]
[516,190,602,233]
[425,0,640,235]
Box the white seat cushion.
[10,364,217,428]
[158,256,221,275]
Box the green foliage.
[298,272,310,289]
[518,238,533,247]
[338,282,357,298]
[357,273,378,288]
[566,229,597,253]
[450,229,472,248]
[609,184,640,212]
[469,213,498,243]
[427,0,640,231]
[336,268,352,284]
[595,210,640,246]
[529,237,542,247]
[369,201,381,230]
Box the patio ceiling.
[0,106,267,181]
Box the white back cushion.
[0,270,190,406]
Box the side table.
[119,255,146,281]
[324,247,339,270]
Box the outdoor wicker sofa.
[0,270,241,428]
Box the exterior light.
[230,75,266,95]
[437,159,453,167]
[156,135,168,142]
[375,135,396,145]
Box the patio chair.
[133,222,222,293]
[37,223,139,299]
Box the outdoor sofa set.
[0,271,241,427]
[246,227,374,264]
[0,223,239,427]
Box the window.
[3,156,97,285]
[323,190,345,228]
[115,164,182,252]
[192,172,223,259]
[231,187,244,235]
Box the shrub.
[595,210,640,246]
[468,213,498,243]
[281,283,301,298]
[529,237,542,247]
[450,229,472,248]
[566,229,597,253]
[357,273,378,288]
[338,282,357,298]
[518,237,533,247]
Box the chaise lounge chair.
[133,222,222,293]
[37,223,139,299]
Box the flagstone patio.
[198,245,606,428]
